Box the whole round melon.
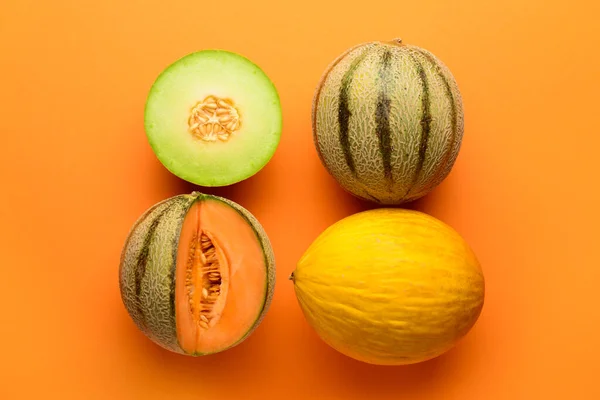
[312,39,464,204]
[119,192,275,355]
[291,208,484,365]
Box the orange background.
[1,0,599,398]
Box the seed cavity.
[188,95,241,142]
[186,232,223,330]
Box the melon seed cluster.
[186,233,222,329]
[188,95,241,142]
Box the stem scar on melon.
[119,192,276,356]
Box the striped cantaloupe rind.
[312,39,464,204]
[118,192,275,355]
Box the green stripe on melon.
[119,194,195,353]
[312,39,464,204]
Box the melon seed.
[188,96,242,142]
[183,232,225,329]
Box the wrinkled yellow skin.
[292,208,484,365]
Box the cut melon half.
[144,50,283,186]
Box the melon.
[312,39,464,204]
[119,192,275,355]
[291,208,484,365]
[145,50,282,187]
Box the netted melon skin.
[312,40,464,204]
[118,192,276,355]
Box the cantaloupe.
[119,192,275,355]
[291,208,484,365]
[312,39,464,204]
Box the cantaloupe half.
[119,192,275,355]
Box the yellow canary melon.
[291,208,484,365]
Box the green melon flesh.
[145,50,282,186]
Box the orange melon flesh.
[175,198,267,354]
